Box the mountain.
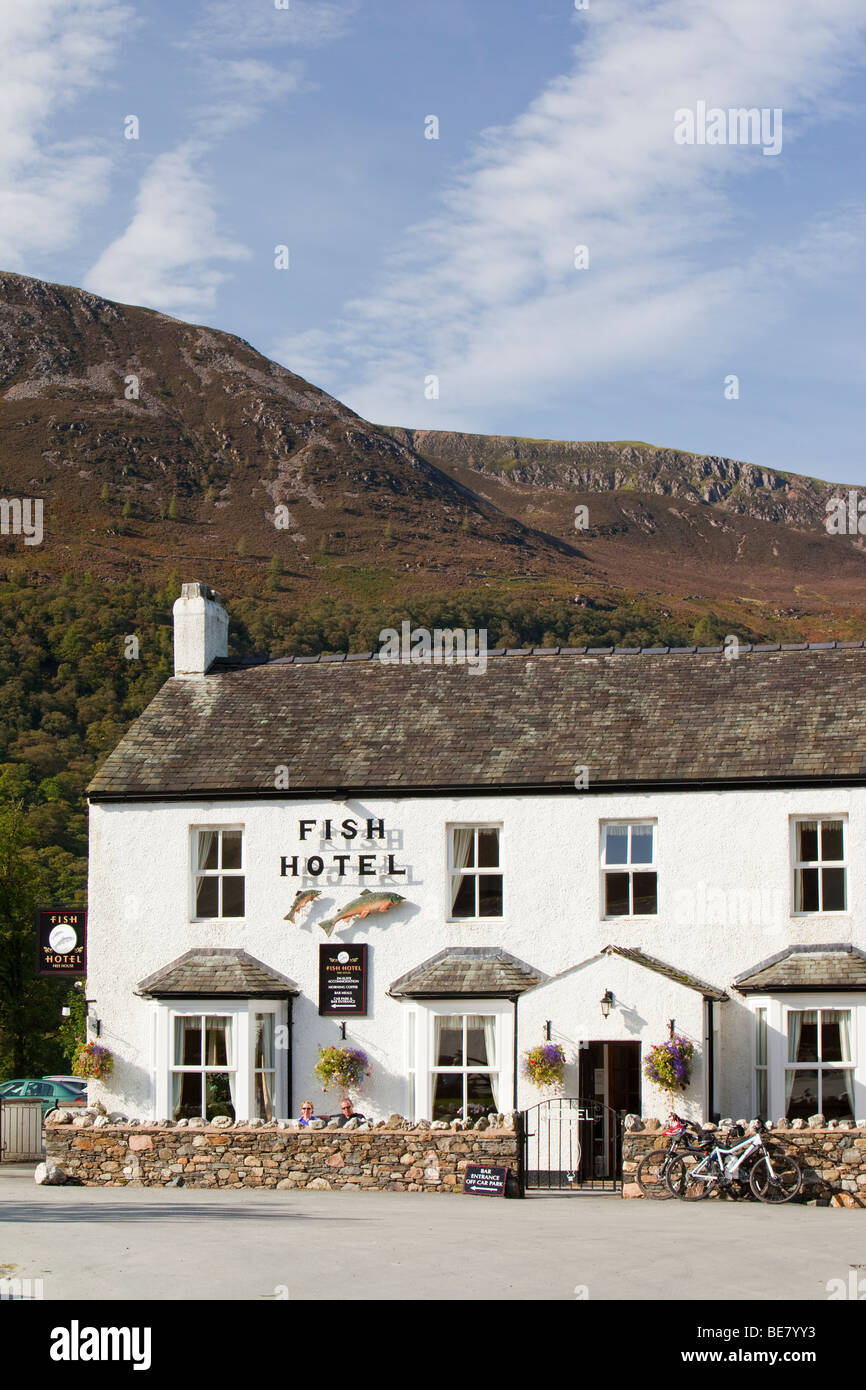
[388,429,866,628]
[0,271,578,592]
[1,270,865,641]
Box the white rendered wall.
[86,787,866,1121]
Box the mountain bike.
[666,1120,803,1203]
[635,1113,712,1199]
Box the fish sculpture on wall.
[318,890,406,938]
[284,889,322,924]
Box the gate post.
[514,1110,526,1198]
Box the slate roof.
[601,945,728,1000]
[88,644,866,799]
[136,949,300,998]
[734,944,866,993]
[389,948,547,997]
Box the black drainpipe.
[705,998,716,1122]
[512,994,519,1111]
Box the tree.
[0,804,68,1078]
[58,982,87,1066]
[236,536,248,559]
[266,555,281,591]
[167,496,179,522]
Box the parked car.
[0,1079,86,1118]
[43,1075,87,1093]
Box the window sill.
[790,912,850,919]
[189,918,247,925]
[601,915,659,923]
[446,917,506,925]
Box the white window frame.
[406,1000,513,1122]
[168,1009,237,1122]
[754,1006,768,1120]
[405,1008,417,1123]
[783,1003,856,1119]
[152,999,286,1122]
[600,820,658,920]
[790,816,847,916]
[446,824,504,922]
[748,994,865,1123]
[190,825,246,922]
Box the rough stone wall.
[45,1113,521,1193]
[622,1122,866,1206]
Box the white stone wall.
[87,787,866,1122]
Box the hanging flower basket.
[313,1046,371,1095]
[522,1042,567,1090]
[71,1039,114,1081]
[643,1034,694,1097]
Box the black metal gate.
[522,1097,622,1193]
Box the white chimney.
[172,582,229,678]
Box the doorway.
[578,1040,641,1180]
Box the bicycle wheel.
[749,1153,803,1204]
[636,1149,674,1199]
[667,1152,717,1200]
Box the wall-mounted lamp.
[61,1006,71,1018]
[85,998,101,1037]
[669,1018,676,1038]
[600,990,614,1020]
[544,1020,552,1041]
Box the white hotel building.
[86,583,866,1155]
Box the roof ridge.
[209,639,862,671]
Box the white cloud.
[84,144,250,316]
[83,0,359,316]
[272,0,866,425]
[0,0,134,266]
[191,56,306,138]
[181,0,360,52]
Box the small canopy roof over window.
[734,944,866,994]
[136,948,300,998]
[389,947,546,999]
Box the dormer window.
[192,827,245,919]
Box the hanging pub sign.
[36,907,86,977]
[319,944,368,1016]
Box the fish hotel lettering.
[280,817,407,878]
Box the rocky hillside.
[0,272,578,591]
[1,270,865,642]
[389,430,840,529]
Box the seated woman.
[298,1100,318,1126]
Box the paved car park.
[1,1163,864,1301]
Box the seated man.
[336,1097,366,1126]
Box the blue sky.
[2,0,865,481]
